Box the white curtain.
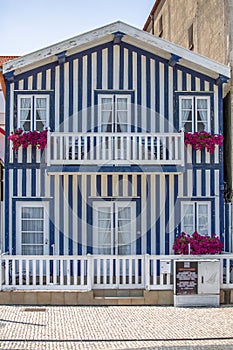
[196,99,208,131]
[117,207,131,255]
[100,98,112,132]
[116,98,128,132]
[97,208,112,254]
[21,207,44,255]
[181,98,192,132]
[20,98,31,131]
[35,98,47,131]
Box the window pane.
[35,97,47,131]
[22,207,44,219]
[180,98,193,132]
[19,97,32,131]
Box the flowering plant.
[184,131,223,154]
[173,231,223,255]
[8,128,47,150]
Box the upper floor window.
[179,96,210,132]
[181,201,211,236]
[18,95,49,131]
[98,94,131,132]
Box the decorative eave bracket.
[215,74,229,86]
[56,51,67,64]
[113,31,125,45]
[168,53,181,67]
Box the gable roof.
[3,21,230,80]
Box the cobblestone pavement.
[1,305,233,350]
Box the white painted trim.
[3,21,230,79]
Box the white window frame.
[16,201,49,255]
[179,95,210,133]
[93,201,136,255]
[98,94,131,132]
[17,94,49,131]
[181,201,211,236]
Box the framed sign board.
[175,261,198,295]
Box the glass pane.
[22,207,44,219]
[22,232,43,244]
[197,99,207,109]
[183,204,193,215]
[22,219,44,231]
[118,207,131,219]
[22,245,43,255]
[20,98,31,109]
[101,98,112,111]
[36,98,47,109]
[182,99,192,109]
[117,98,128,111]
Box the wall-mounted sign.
[175,261,198,295]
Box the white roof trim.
[3,21,230,79]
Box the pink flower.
[184,131,223,154]
[8,129,48,151]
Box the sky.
[1,0,154,56]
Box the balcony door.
[93,201,136,255]
[98,94,131,133]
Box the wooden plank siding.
[4,37,227,256]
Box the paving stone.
[1,305,233,349]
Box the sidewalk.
[1,305,233,349]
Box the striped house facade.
[3,22,231,263]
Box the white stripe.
[101,174,107,197]
[168,66,173,132]
[141,174,147,254]
[150,59,155,132]
[169,175,174,254]
[132,52,137,127]
[112,174,118,197]
[113,45,120,89]
[91,52,97,131]
[37,72,42,90]
[46,69,51,90]
[63,175,69,254]
[214,85,219,133]
[9,83,14,163]
[215,170,220,234]
[102,48,108,90]
[196,170,202,196]
[26,169,31,197]
[36,169,41,197]
[17,169,22,197]
[195,77,200,91]
[123,174,128,197]
[123,48,128,90]
[187,169,193,197]
[159,62,164,132]
[177,69,182,90]
[132,174,137,197]
[73,59,78,132]
[64,62,69,131]
[28,76,33,90]
[159,175,165,254]
[81,175,87,254]
[178,173,183,197]
[72,175,78,255]
[186,73,191,91]
[91,174,97,197]
[141,55,147,132]
[45,171,50,197]
[82,56,87,132]
[206,170,210,197]
[9,170,13,253]
[54,175,60,254]
[55,66,60,130]
[150,174,156,254]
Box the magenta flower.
[184,131,223,154]
[8,129,48,150]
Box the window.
[98,94,131,132]
[179,96,210,132]
[16,202,49,255]
[158,15,163,37]
[181,201,211,236]
[188,24,194,50]
[18,95,49,131]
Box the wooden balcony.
[47,131,184,166]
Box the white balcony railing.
[1,253,233,291]
[47,131,184,166]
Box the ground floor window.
[181,201,211,236]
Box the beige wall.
[148,0,228,65]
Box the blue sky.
[2,0,154,56]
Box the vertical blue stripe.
[78,56,83,131]
[155,175,160,254]
[87,54,92,131]
[32,73,37,90]
[201,169,206,196]
[107,175,112,196]
[128,175,132,197]
[191,75,195,91]
[97,49,102,89]
[41,69,46,89]
[225,203,230,251]
[49,175,55,254]
[68,175,73,254]
[13,168,17,196]
[31,169,36,196]
[137,175,141,254]
[50,66,56,131]
[174,175,179,241]
[108,45,113,89]
[77,175,82,255]
[146,57,151,132]
[210,169,215,196]
[164,64,169,132]
[183,170,187,197]
[211,200,216,237]
[23,77,28,90]
[200,78,205,91]
[22,168,26,196]
[86,175,92,254]
[69,59,74,132]
[119,45,124,89]
[165,175,169,254]
[182,71,187,90]
[128,47,133,90]
[59,176,64,255]
[59,63,64,130]
[40,167,45,197]
[96,175,101,196]
[146,175,151,254]
[155,60,160,132]
[12,201,16,254]
[137,53,142,131]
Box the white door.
[93,201,136,255]
[16,202,49,255]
